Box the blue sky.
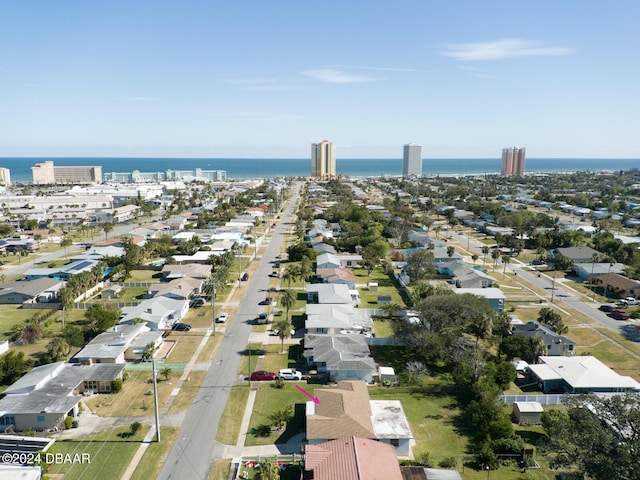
[0,1,638,158]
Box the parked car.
[273,327,295,337]
[259,297,273,306]
[277,368,303,380]
[190,297,206,307]
[269,271,279,278]
[216,312,229,323]
[250,370,277,381]
[256,312,269,324]
[611,310,631,320]
[241,272,249,281]
[172,322,192,331]
[599,304,616,312]
[307,373,330,385]
[619,297,639,306]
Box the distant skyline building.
[501,147,526,176]
[0,167,10,185]
[32,160,102,185]
[311,140,336,179]
[402,143,422,177]
[103,168,227,183]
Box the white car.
[273,327,295,336]
[277,368,303,380]
[216,312,229,323]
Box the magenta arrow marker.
[296,385,320,403]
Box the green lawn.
[47,425,150,480]
[237,343,265,378]
[216,385,251,444]
[130,427,178,480]
[245,382,305,446]
[372,318,394,338]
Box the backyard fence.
[499,394,566,405]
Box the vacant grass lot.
[164,331,209,363]
[566,325,605,346]
[245,382,304,446]
[210,459,232,480]
[167,370,207,415]
[48,425,150,480]
[86,370,177,417]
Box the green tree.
[46,337,71,362]
[537,307,568,334]
[269,404,293,431]
[403,249,436,282]
[160,367,173,381]
[85,303,121,335]
[272,318,293,353]
[279,289,296,322]
[102,222,114,240]
[258,457,280,480]
[60,237,73,259]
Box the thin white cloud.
[208,111,301,121]
[329,64,432,73]
[442,38,575,61]
[225,78,305,91]
[225,78,276,85]
[301,69,380,84]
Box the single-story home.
[305,304,373,334]
[453,288,505,311]
[0,362,124,432]
[595,273,640,299]
[316,268,357,289]
[72,324,164,364]
[306,380,413,457]
[307,284,359,306]
[304,436,403,480]
[119,296,189,330]
[548,246,600,264]
[573,262,626,280]
[0,278,63,304]
[304,334,377,383]
[316,252,341,269]
[527,356,640,394]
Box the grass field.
[210,459,232,480]
[47,425,150,480]
[130,426,179,480]
[216,385,251,444]
[167,370,207,415]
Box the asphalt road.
[157,182,302,480]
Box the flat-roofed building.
[0,167,10,185]
[32,161,102,185]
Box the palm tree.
[160,367,173,381]
[282,264,300,288]
[501,255,511,278]
[481,245,489,267]
[272,318,293,353]
[491,249,500,271]
[102,222,114,240]
[60,237,73,259]
[279,289,297,323]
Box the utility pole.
[551,269,556,303]
[211,281,216,336]
[152,359,161,442]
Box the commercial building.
[501,147,526,176]
[0,167,10,185]
[311,140,336,179]
[32,161,102,185]
[402,143,422,177]
[103,168,227,183]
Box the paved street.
[157,182,302,480]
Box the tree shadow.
[238,347,266,357]
[250,424,272,437]
[274,403,305,445]
[620,324,640,342]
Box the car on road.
[529,259,547,266]
[599,304,616,312]
[269,271,279,278]
[277,368,303,380]
[250,370,277,381]
[215,312,229,323]
[259,297,273,305]
[611,310,631,320]
[172,322,192,331]
[240,272,249,281]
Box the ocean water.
[0,157,638,183]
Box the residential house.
[304,334,377,383]
[304,436,403,480]
[72,324,163,364]
[100,284,123,299]
[161,264,212,281]
[511,322,576,356]
[305,304,373,334]
[24,259,101,281]
[119,296,189,330]
[307,284,359,306]
[0,362,124,432]
[306,380,413,457]
[111,204,140,222]
[312,242,337,255]
[573,262,626,280]
[0,278,62,304]
[548,246,600,264]
[316,268,357,289]
[595,273,640,299]
[316,252,341,269]
[527,356,640,394]
[145,277,203,300]
[453,288,506,311]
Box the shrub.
[64,416,74,429]
[272,377,285,389]
[112,378,123,393]
[439,457,457,469]
[415,452,434,468]
[130,421,142,436]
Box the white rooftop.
[370,400,413,439]
[535,356,640,390]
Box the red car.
[250,370,277,381]
[611,310,631,320]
